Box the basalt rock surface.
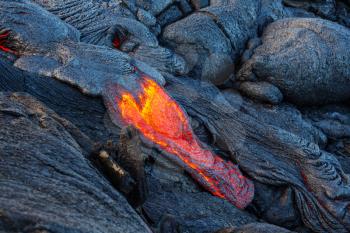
[0,92,151,233]
[1,0,350,233]
[238,17,350,106]
[165,75,350,232]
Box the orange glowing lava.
[108,76,254,208]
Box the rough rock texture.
[0,92,151,233]
[162,0,259,85]
[238,17,350,105]
[165,75,350,233]
[14,42,165,96]
[0,0,80,54]
[163,12,234,84]
[216,223,296,233]
[114,124,258,233]
[0,0,166,96]
[0,58,119,143]
[304,105,350,139]
[1,0,350,232]
[30,0,188,76]
[303,105,350,174]
[32,0,156,47]
[238,81,283,105]
[222,89,326,146]
[250,182,304,230]
[283,0,337,20]
[143,191,257,233]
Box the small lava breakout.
[106,75,254,209]
[0,31,14,54]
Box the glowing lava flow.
[107,76,254,208]
[0,31,14,54]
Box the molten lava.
[112,34,126,49]
[0,31,14,54]
[108,76,254,208]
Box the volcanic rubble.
[1,0,350,233]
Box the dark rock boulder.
[143,191,257,233]
[162,0,260,85]
[162,12,234,85]
[0,0,80,54]
[216,223,295,233]
[238,17,350,105]
[238,81,283,105]
[0,92,151,233]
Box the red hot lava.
[0,31,14,54]
[106,75,254,209]
[112,34,126,49]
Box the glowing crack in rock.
[0,31,14,54]
[112,33,126,49]
[105,75,254,209]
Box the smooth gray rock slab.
[14,42,165,96]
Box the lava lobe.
[105,75,254,209]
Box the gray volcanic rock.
[30,0,188,76]
[0,58,120,143]
[14,42,165,96]
[238,17,350,105]
[0,0,79,54]
[303,105,350,173]
[283,0,337,20]
[143,191,257,233]
[162,0,260,85]
[166,76,350,233]
[216,223,295,233]
[0,92,151,233]
[32,0,158,47]
[304,104,350,139]
[132,45,189,75]
[199,1,259,58]
[222,89,327,146]
[163,12,233,84]
[238,81,283,105]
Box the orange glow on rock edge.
[116,77,254,209]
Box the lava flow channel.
[106,76,254,209]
